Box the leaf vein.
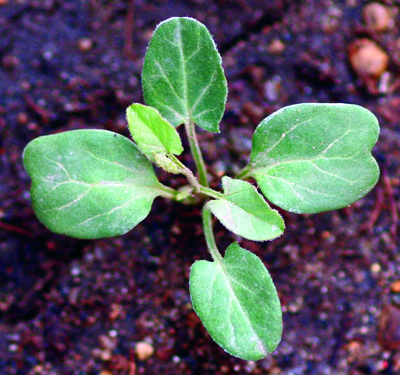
[154,60,186,108]
[266,175,336,197]
[321,129,354,154]
[309,161,355,184]
[43,187,93,212]
[75,196,138,227]
[191,71,217,114]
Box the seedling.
[23,17,380,360]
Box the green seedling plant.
[23,17,380,361]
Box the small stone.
[99,335,117,350]
[264,75,282,102]
[135,341,154,361]
[2,55,20,70]
[363,3,394,32]
[109,304,122,320]
[371,263,381,274]
[109,329,118,337]
[242,102,264,124]
[78,38,93,52]
[8,343,18,352]
[348,39,388,78]
[322,6,343,33]
[100,350,112,361]
[17,112,29,126]
[391,280,400,293]
[378,304,400,350]
[211,160,226,178]
[267,39,285,55]
[21,81,31,91]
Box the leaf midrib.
[176,19,190,119]
[211,198,272,232]
[215,259,268,355]
[250,152,362,177]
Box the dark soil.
[1,1,400,374]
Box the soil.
[1,1,400,374]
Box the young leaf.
[23,130,165,239]
[244,103,380,214]
[153,153,182,174]
[190,242,282,361]
[142,17,227,133]
[206,176,284,241]
[126,103,183,161]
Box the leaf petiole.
[236,164,253,180]
[168,155,224,200]
[201,205,223,263]
[198,186,224,200]
[184,121,209,187]
[157,183,183,201]
[168,154,202,193]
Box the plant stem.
[169,155,202,193]
[202,206,223,263]
[184,121,223,263]
[236,164,253,180]
[199,186,224,200]
[157,184,181,201]
[169,155,224,200]
[185,121,209,187]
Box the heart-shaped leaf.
[244,103,380,214]
[23,130,165,239]
[190,242,282,361]
[142,17,227,133]
[206,176,284,241]
[126,103,183,161]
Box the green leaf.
[23,130,164,239]
[206,177,284,241]
[246,103,380,214]
[126,103,183,161]
[190,242,282,361]
[142,17,227,133]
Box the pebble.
[135,341,154,361]
[391,280,400,294]
[264,75,282,102]
[363,3,394,32]
[379,283,400,350]
[267,39,285,55]
[8,344,18,352]
[2,55,20,70]
[17,112,29,126]
[348,39,388,78]
[242,102,264,124]
[99,335,117,350]
[322,6,343,33]
[371,263,381,274]
[78,38,93,52]
[378,303,400,350]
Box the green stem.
[185,121,209,187]
[202,205,223,263]
[169,156,224,200]
[158,184,181,201]
[199,186,224,200]
[236,164,253,180]
[169,155,202,193]
[183,121,223,263]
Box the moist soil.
[1,1,400,374]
